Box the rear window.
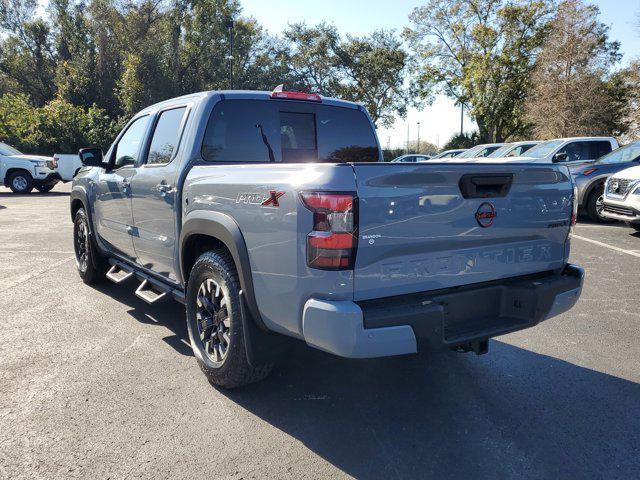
[202,100,379,163]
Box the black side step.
[135,279,167,304]
[106,262,134,283]
[107,258,185,304]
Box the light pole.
[406,123,410,154]
[225,20,235,89]
[417,121,421,154]
[460,103,464,136]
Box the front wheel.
[73,208,107,284]
[186,250,273,389]
[8,171,33,194]
[586,185,614,223]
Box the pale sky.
[242,0,640,149]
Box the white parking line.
[573,235,640,259]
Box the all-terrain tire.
[8,170,33,194]
[186,250,273,389]
[73,208,108,284]
[586,185,613,223]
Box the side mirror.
[78,147,104,167]
[552,152,568,163]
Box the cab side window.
[558,142,588,161]
[113,116,150,168]
[146,107,187,165]
[588,141,612,160]
[558,141,612,162]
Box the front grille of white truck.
[607,178,635,196]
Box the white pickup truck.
[0,142,60,193]
[51,153,83,182]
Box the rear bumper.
[302,265,584,358]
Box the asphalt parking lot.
[1,182,639,479]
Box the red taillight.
[583,168,597,176]
[300,192,357,270]
[271,91,322,102]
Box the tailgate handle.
[459,174,513,199]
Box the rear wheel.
[186,250,273,389]
[586,185,613,223]
[73,208,107,284]
[8,171,33,194]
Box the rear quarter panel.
[183,163,357,338]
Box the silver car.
[571,141,640,222]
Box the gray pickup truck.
[70,89,584,388]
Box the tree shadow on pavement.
[91,280,192,357]
[221,341,640,479]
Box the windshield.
[487,144,514,158]
[524,140,563,159]
[432,149,463,159]
[0,142,22,156]
[458,144,503,158]
[596,142,640,164]
[457,145,486,158]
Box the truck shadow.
[221,341,640,479]
[85,281,640,478]
[91,281,192,357]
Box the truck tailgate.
[352,163,573,301]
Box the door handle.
[156,183,174,196]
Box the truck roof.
[138,90,362,115]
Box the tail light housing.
[569,183,578,238]
[52,154,59,169]
[300,192,358,270]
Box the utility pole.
[417,122,421,154]
[406,123,410,154]
[226,20,235,89]
[460,103,464,136]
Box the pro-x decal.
[261,191,285,207]
[236,191,285,207]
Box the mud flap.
[239,291,294,367]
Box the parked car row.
[391,135,640,226]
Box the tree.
[0,93,117,153]
[525,0,626,138]
[442,131,480,150]
[405,0,550,142]
[621,60,640,141]
[285,23,414,127]
[334,30,414,127]
[405,140,438,155]
[0,0,57,105]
